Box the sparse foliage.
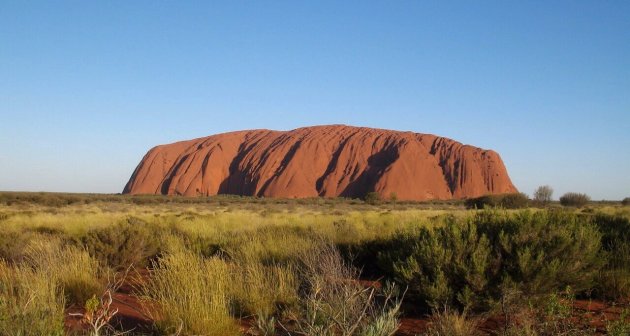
[71,291,118,336]
[533,185,553,204]
[69,267,130,336]
[497,287,595,335]
[291,241,402,336]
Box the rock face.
[123,125,517,200]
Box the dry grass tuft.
[140,251,240,336]
[0,260,66,335]
[425,306,480,336]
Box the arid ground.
[0,192,628,335]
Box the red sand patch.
[64,271,628,335]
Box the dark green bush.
[464,193,529,209]
[376,210,603,311]
[0,231,35,262]
[592,214,630,298]
[475,211,602,294]
[559,192,590,208]
[622,197,630,206]
[364,192,381,205]
[377,219,495,311]
[501,193,530,209]
[79,217,162,270]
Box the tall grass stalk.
[0,260,66,335]
[140,251,239,336]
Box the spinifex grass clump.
[140,251,240,336]
[0,237,105,335]
[25,240,105,306]
[0,260,66,335]
[140,240,403,336]
[424,307,480,336]
[227,234,301,317]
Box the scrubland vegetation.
[0,192,629,335]
[560,192,592,208]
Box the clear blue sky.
[1,1,629,200]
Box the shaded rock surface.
[123,125,517,200]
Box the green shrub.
[465,193,529,209]
[378,218,495,310]
[592,214,630,298]
[622,197,630,206]
[559,192,590,208]
[476,210,602,295]
[501,193,530,209]
[80,217,162,269]
[377,210,603,311]
[365,192,381,205]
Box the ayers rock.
[123,125,517,201]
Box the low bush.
[560,192,591,208]
[378,219,494,311]
[365,192,381,205]
[622,197,630,206]
[377,210,603,311]
[465,193,529,209]
[478,211,602,295]
[593,214,630,298]
[80,216,163,270]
